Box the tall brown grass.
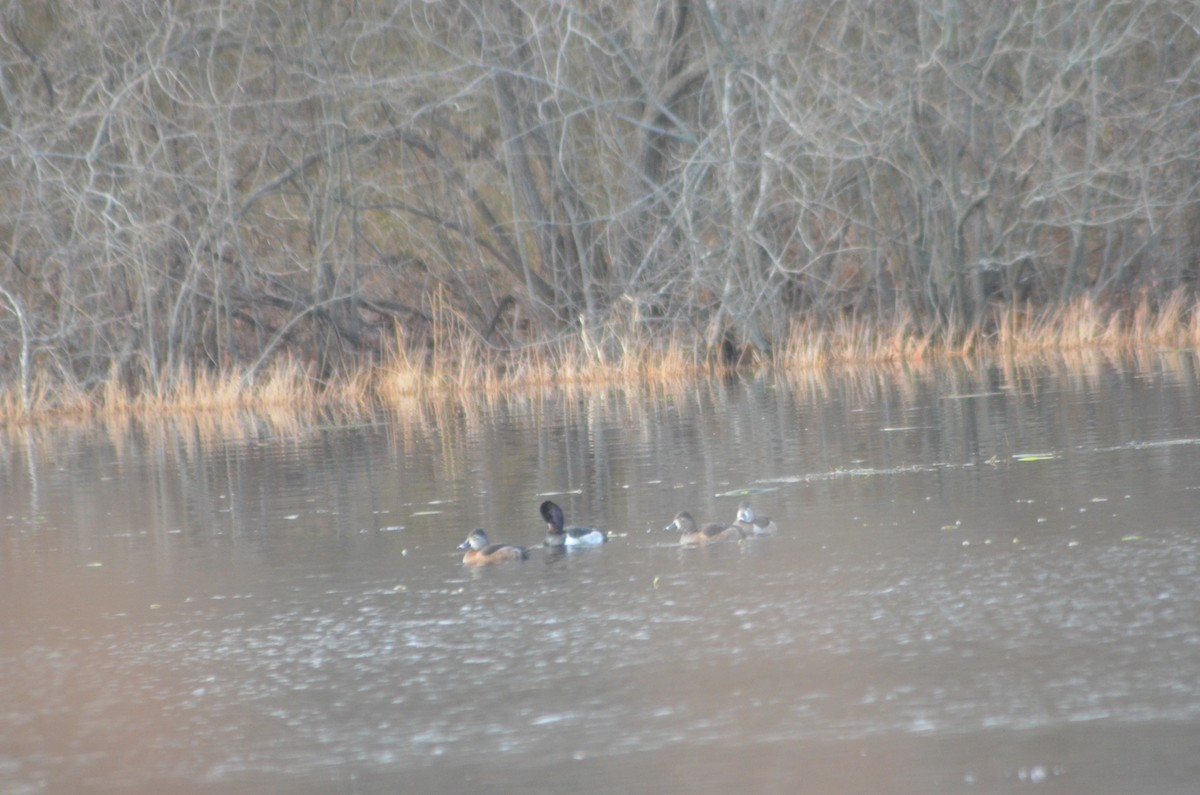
[779,289,1200,372]
[2,290,1198,429]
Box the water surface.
[3,355,1200,793]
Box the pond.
[3,353,1200,794]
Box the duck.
[664,510,744,546]
[732,499,778,536]
[540,500,607,547]
[457,528,528,566]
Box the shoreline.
[2,293,1197,428]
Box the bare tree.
[0,0,1197,410]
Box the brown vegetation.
[0,2,1198,423]
[2,290,1198,426]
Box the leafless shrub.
[0,0,1196,409]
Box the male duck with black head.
[732,499,778,537]
[664,511,744,546]
[540,500,607,548]
[457,528,528,566]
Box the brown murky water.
[3,355,1200,794]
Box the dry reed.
[1,291,1198,429]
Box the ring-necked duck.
[664,511,745,546]
[457,528,528,566]
[733,499,778,536]
[540,500,607,547]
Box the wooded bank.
[0,1,1198,416]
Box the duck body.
[733,499,778,536]
[541,500,607,547]
[457,528,528,566]
[664,511,744,546]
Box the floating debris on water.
[1013,452,1059,462]
[714,486,778,497]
